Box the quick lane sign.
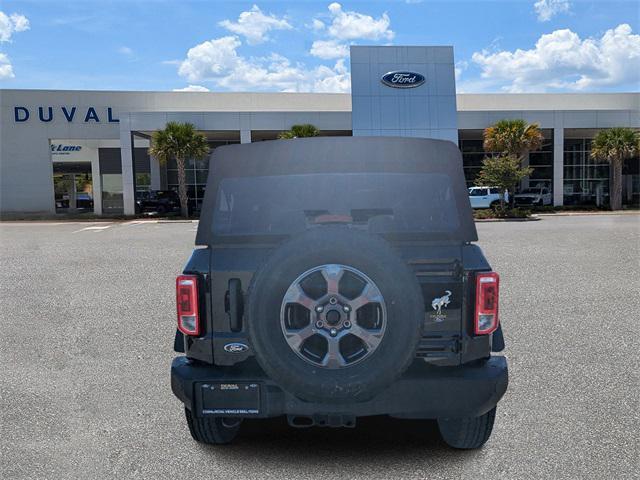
[14,106,119,123]
[51,144,82,155]
[381,71,426,88]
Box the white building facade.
[1,46,638,216]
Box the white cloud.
[178,4,397,92]
[178,36,243,82]
[454,60,468,81]
[310,39,349,60]
[308,3,394,59]
[0,52,14,79]
[325,3,394,41]
[219,4,292,45]
[311,19,325,31]
[118,46,133,56]
[311,58,350,93]
[0,11,30,42]
[173,85,210,92]
[471,24,640,92]
[534,0,570,22]
[177,35,349,93]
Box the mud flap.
[492,325,505,352]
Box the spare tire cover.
[247,226,423,402]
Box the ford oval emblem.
[381,71,425,88]
[224,342,249,353]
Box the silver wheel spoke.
[349,283,383,311]
[281,263,387,369]
[321,337,346,368]
[321,265,345,296]
[349,325,383,351]
[283,324,315,351]
[283,284,315,311]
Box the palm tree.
[278,124,320,139]
[590,127,640,210]
[482,119,544,208]
[483,119,544,160]
[148,122,209,218]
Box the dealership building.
[1,45,638,216]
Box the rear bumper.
[171,356,508,420]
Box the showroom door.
[52,162,94,213]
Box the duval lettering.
[14,106,119,123]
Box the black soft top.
[196,136,477,245]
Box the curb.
[157,220,198,224]
[474,217,540,222]
[535,211,639,217]
[1,217,200,223]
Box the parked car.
[75,192,94,210]
[468,186,507,209]
[136,190,181,215]
[514,186,552,206]
[54,192,93,210]
[55,193,68,209]
[171,137,508,449]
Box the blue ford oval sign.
[381,71,425,88]
[223,342,249,353]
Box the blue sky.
[0,0,638,93]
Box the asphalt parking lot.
[1,215,638,479]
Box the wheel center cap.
[325,309,341,326]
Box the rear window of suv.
[213,173,461,236]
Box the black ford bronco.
[171,136,508,449]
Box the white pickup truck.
[514,186,553,206]
[468,187,507,209]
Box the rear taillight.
[474,272,499,335]
[176,275,200,335]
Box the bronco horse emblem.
[431,290,452,315]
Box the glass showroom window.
[102,174,124,214]
[166,140,238,214]
[166,157,206,214]
[528,131,553,191]
[460,130,554,192]
[459,136,487,187]
[136,173,151,192]
[564,138,610,206]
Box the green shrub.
[473,207,531,219]
[503,207,532,218]
[474,209,496,219]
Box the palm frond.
[590,127,640,165]
[483,119,543,159]
[278,124,320,139]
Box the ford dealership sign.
[381,71,425,88]
[14,106,119,123]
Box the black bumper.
[171,356,508,420]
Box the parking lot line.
[72,225,112,233]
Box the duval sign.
[14,106,119,123]
[381,71,425,88]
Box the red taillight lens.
[176,275,200,335]
[475,272,499,335]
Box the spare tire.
[246,226,423,403]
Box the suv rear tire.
[246,226,424,403]
[185,408,241,445]
[437,406,496,449]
